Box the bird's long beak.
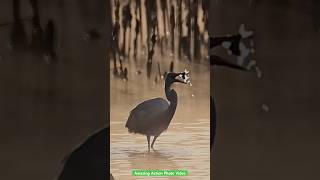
[210,55,248,71]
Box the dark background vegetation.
[211,0,320,179]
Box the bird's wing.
[126,98,169,130]
[130,98,169,116]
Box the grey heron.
[57,128,109,180]
[125,70,191,150]
[210,24,255,148]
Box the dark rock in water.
[57,128,109,180]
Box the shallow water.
[110,60,210,179]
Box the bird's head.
[165,69,192,86]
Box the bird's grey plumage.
[57,128,108,180]
[126,98,169,135]
[125,72,189,150]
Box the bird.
[210,58,249,149]
[210,96,216,150]
[125,70,191,151]
[57,128,110,180]
[210,28,253,149]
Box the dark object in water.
[57,128,109,180]
[125,72,189,150]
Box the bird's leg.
[151,135,159,149]
[147,135,151,151]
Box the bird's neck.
[165,82,172,100]
[165,83,178,122]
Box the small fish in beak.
[178,69,192,86]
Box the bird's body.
[125,72,189,150]
[209,25,254,149]
[126,96,177,137]
[57,128,109,180]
